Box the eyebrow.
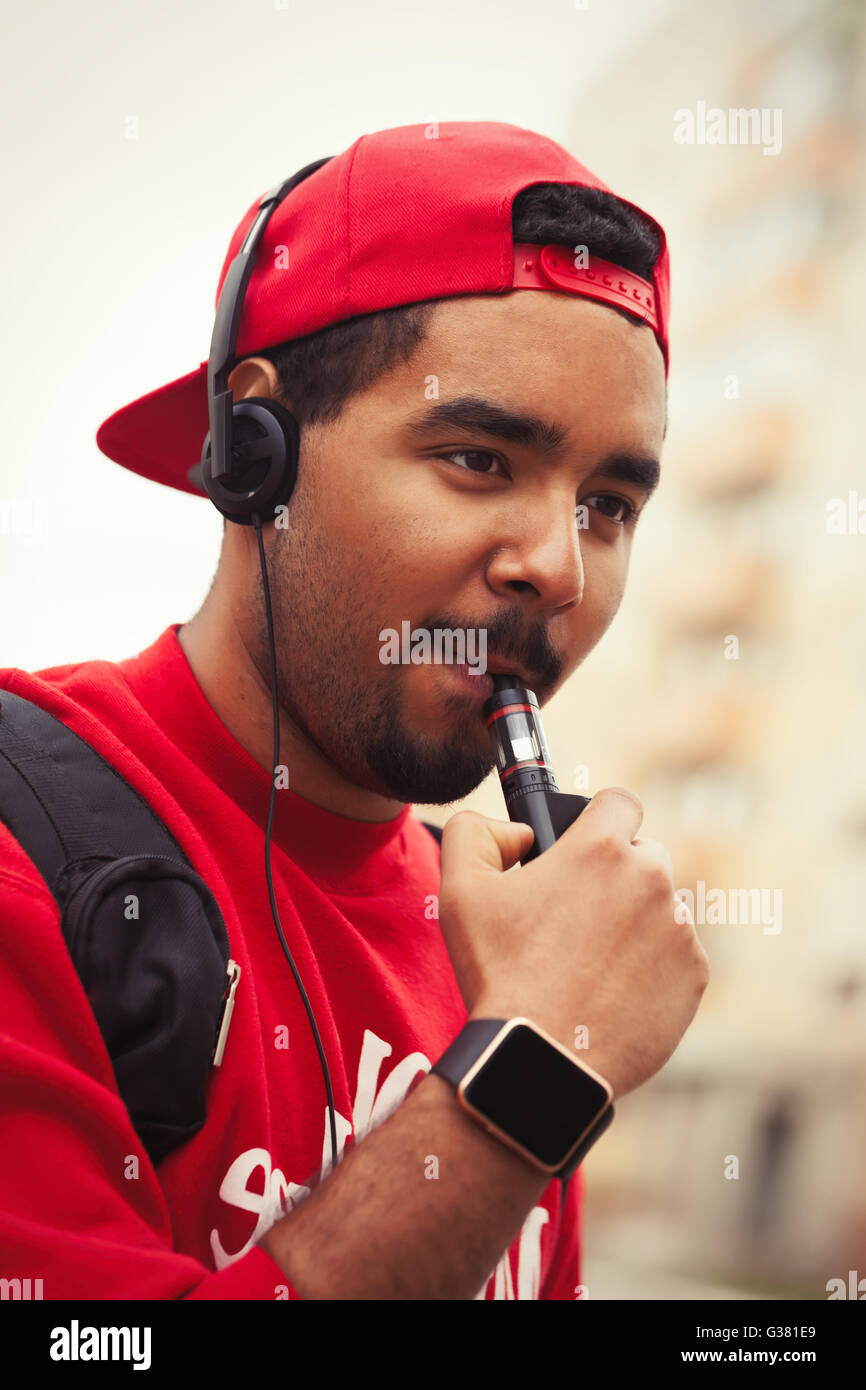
[404,394,661,498]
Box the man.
[0,121,708,1299]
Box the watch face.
[462,1023,609,1167]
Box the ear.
[227,355,283,402]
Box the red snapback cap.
[95,120,670,500]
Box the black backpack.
[0,687,444,1169]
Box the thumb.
[440,810,535,878]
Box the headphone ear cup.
[201,396,299,525]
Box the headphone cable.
[252,512,339,1177]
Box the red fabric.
[94,119,669,498]
[512,244,660,332]
[0,624,583,1299]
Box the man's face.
[241,290,666,805]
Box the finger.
[440,810,536,878]
[631,836,674,879]
[558,785,645,850]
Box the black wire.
[252,512,339,1177]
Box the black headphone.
[200,156,341,1177]
[200,156,332,525]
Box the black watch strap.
[431,1018,614,1180]
[559,1089,614,1178]
[432,1018,506,1078]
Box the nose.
[486,491,585,613]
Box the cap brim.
[95,360,211,499]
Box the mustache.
[416,611,562,691]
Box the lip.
[450,662,495,699]
[484,658,537,689]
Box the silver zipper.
[212,959,241,1067]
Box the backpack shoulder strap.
[0,688,234,1168]
[422,820,443,845]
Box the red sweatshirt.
[0,623,583,1300]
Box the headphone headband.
[204,157,333,501]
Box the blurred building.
[558,0,866,1297]
[420,0,866,1297]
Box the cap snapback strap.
[513,242,659,333]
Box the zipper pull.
[212,959,241,1067]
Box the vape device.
[482,675,590,864]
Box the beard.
[250,591,500,805]
[245,505,560,808]
[345,669,500,805]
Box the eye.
[435,449,509,477]
[583,493,637,525]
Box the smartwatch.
[431,1017,614,1180]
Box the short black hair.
[223,184,664,527]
